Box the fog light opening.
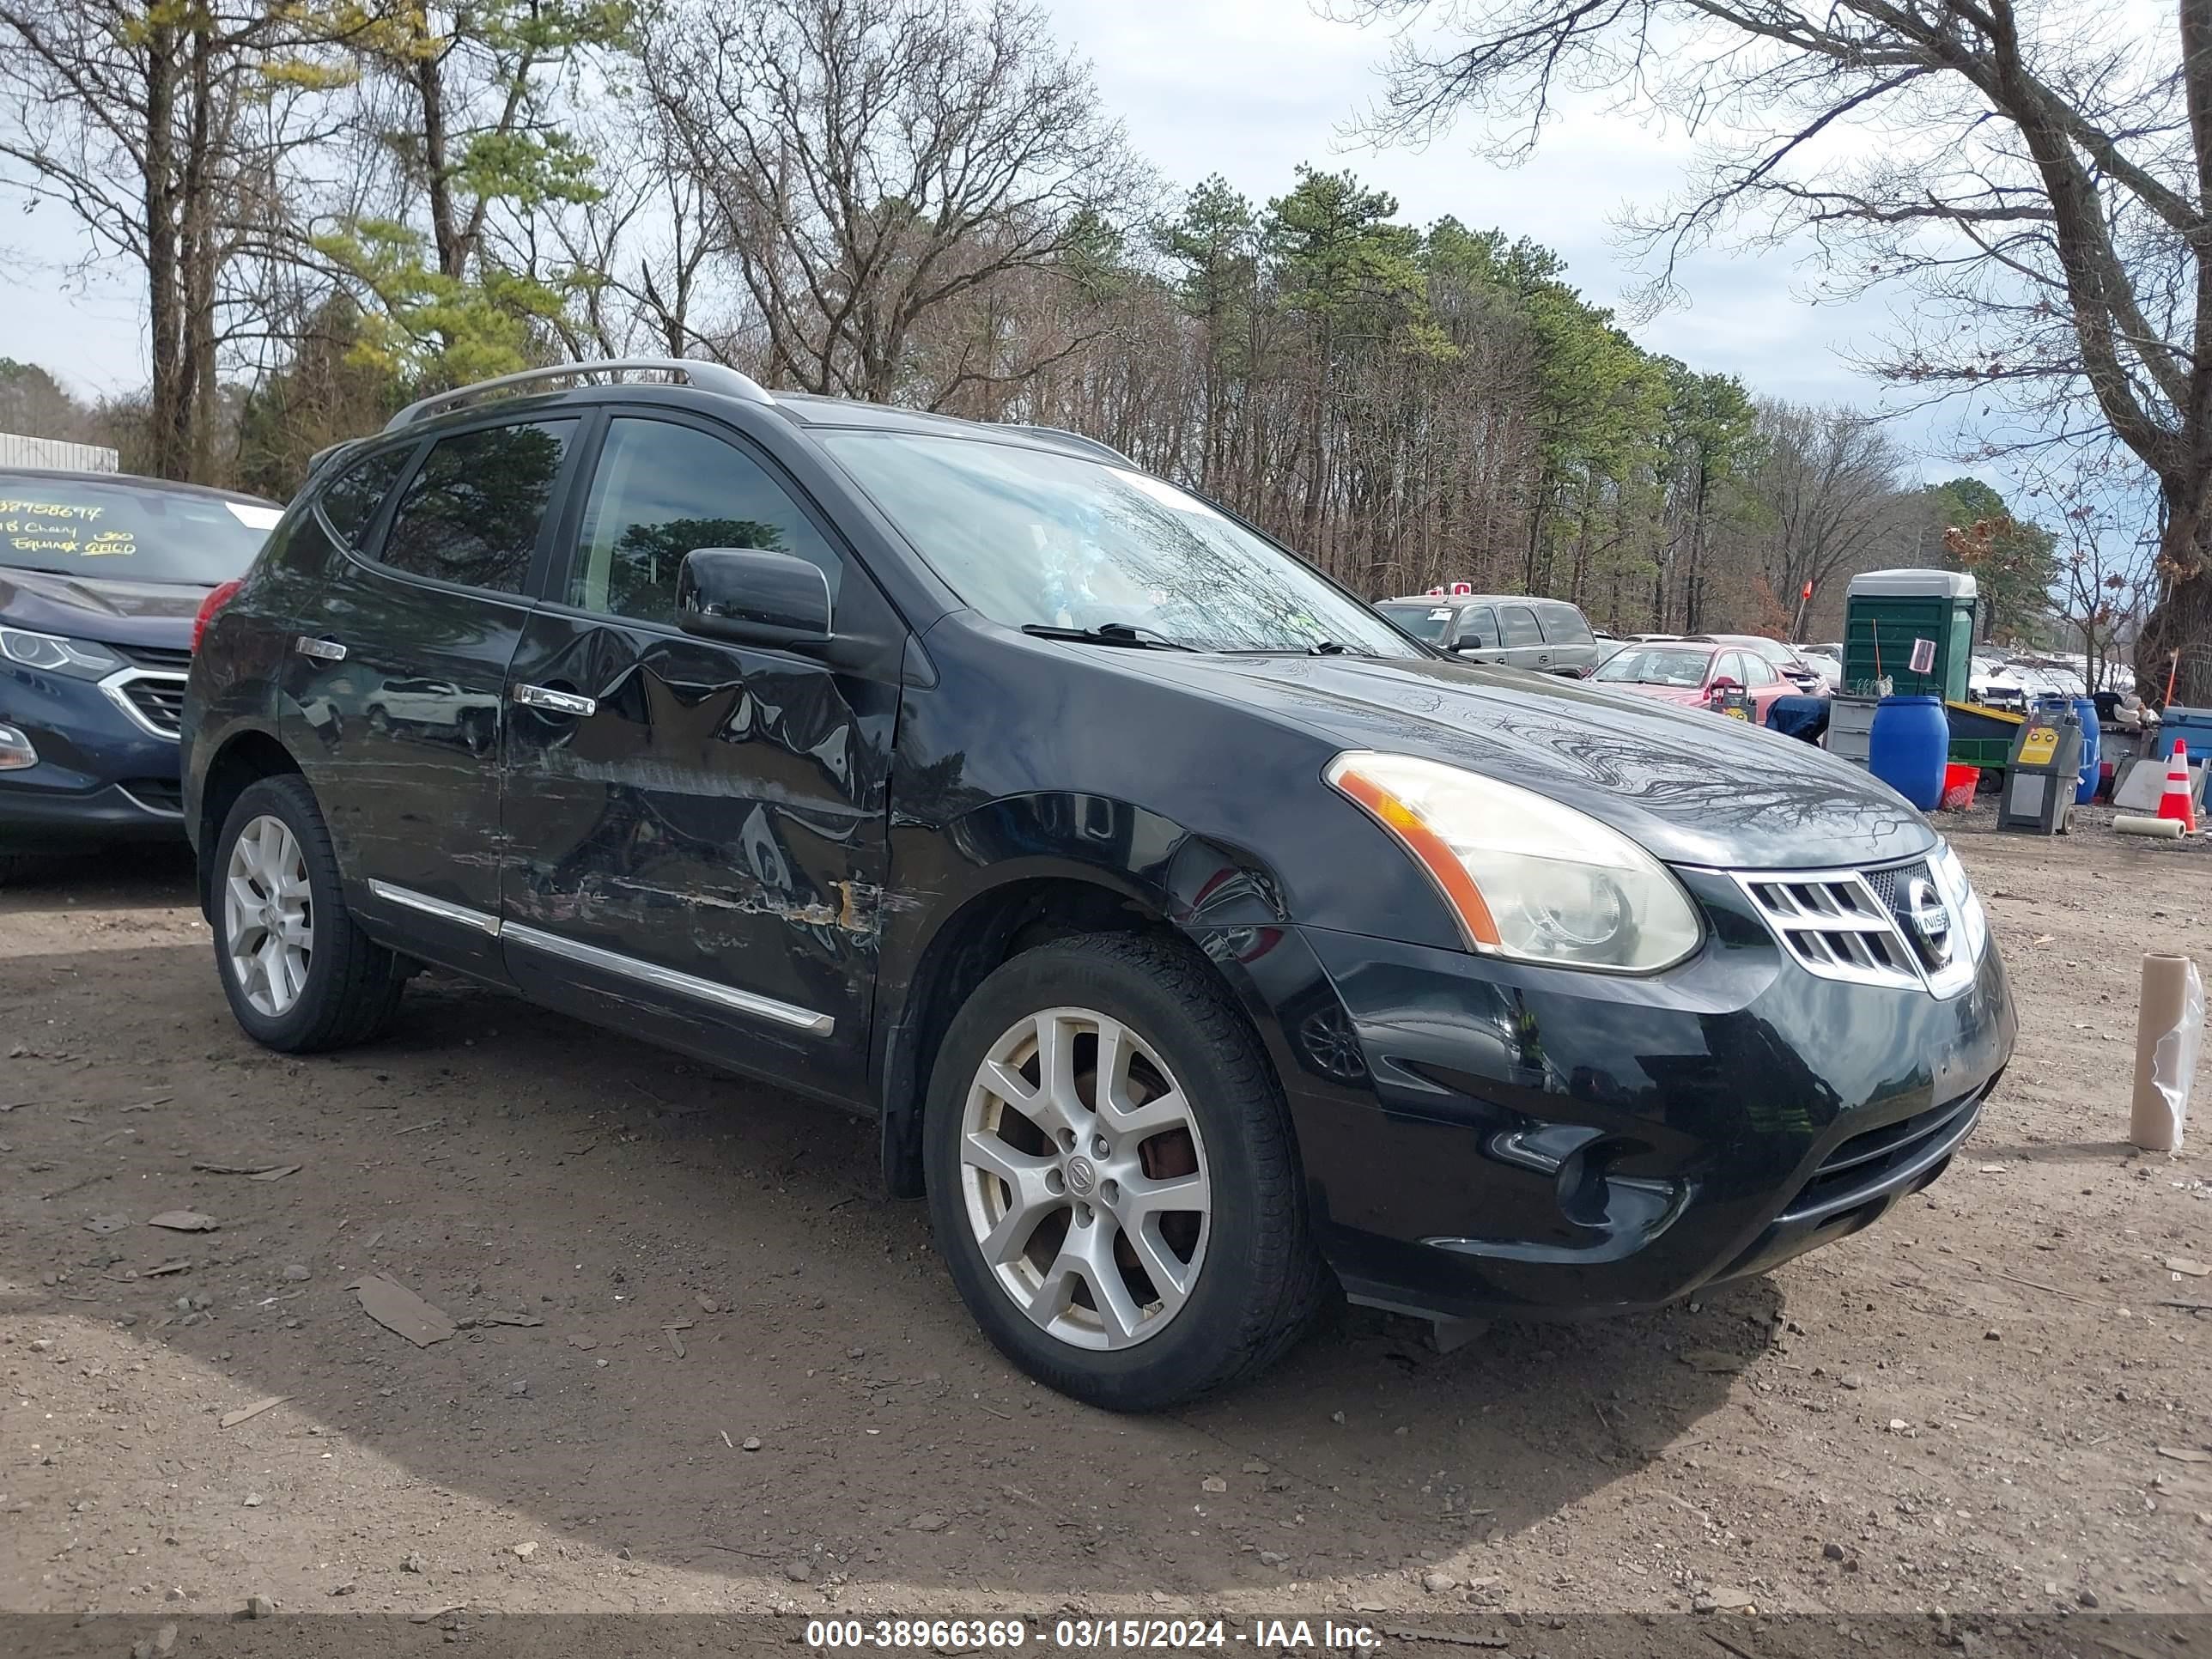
[1555,1145,1613,1228]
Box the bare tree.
[1749,404,1913,617]
[642,0,1146,404]
[0,0,316,479]
[1343,0,2212,701]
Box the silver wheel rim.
[959,1006,1212,1351]
[223,814,312,1018]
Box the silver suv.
[1376,593,1603,676]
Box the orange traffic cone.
[2157,739,2198,834]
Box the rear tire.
[924,932,1328,1411]
[211,775,405,1053]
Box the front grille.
[112,672,187,736]
[1778,1087,1984,1225]
[118,777,183,814]
[109,641,193,672]
[1736,870,1923,990]
[1862,860,1932,927]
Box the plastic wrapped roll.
[2131,954,2203,1151]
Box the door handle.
[293,635,347,662]
[514,684,596,717]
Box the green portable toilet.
[1841,569,1978,702]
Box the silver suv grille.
[1734,859,1972,996]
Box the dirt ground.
[3,806,2209,1629]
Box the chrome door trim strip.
[366,880,501,937]
[503,921,836,1036]
[363,882,836,1035]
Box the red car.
[1589,638,1793,721]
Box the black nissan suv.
[183,360,2015,1410]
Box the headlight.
[1325,751,1703,972]
[0,627,122,680]
[1927,839,1988,963]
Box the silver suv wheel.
[957,1006,1212,1350]
[223,813,313,1017]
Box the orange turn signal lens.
[1327,763,1501,951]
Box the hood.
[0,567,207,648]
[1609,680,1709,709]
[1119,652,1936,871]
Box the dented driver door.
[495,412,902,1100]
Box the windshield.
[0,475,277,586]
[821,432,1420,655]
[1377,603,1453,644]
[1594,646,1713,688]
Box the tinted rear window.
[379,421,575,595]
[318,447,413,551]
[0,473,276,586]
[1538,604,1594,647]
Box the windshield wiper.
[1305,640,1351,655]
[1019,623,1194,652]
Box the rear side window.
[317,447,412,550]
[1538,604,1594,647]
[1498,605,1542,647]
[379,419,577,596]
[566,417,842,626]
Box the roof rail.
[305,437,358,477]
[384,358,775,432]
[1005,423,1134,466]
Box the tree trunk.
[182,18,217,483]
[2135,489,2212,706]
[416,51,465,282]
[142,19,188,480]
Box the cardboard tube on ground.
[2115,813,2187,838]
[2130,953,2203,1152]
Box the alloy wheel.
[958,1006,1212,1350]
[224,813,313,1018]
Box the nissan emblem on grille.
[1903,875,1954,967]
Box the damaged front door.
[496,413,901,1098]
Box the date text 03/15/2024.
[804,1619,1379,1651]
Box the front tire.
[924,933,1327,1410]
[212,775,405,1053]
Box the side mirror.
[676,548,832,648]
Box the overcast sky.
[3,0,1977,478]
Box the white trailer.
[0,433,119,472]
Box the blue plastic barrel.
[2071,696,2100,803]
[1869,695,1948,810]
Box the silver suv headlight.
[1927,838,1988,963]
[1325,751,1703,973]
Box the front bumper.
[1,663,187,852]
[1244,867,2015,1322]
